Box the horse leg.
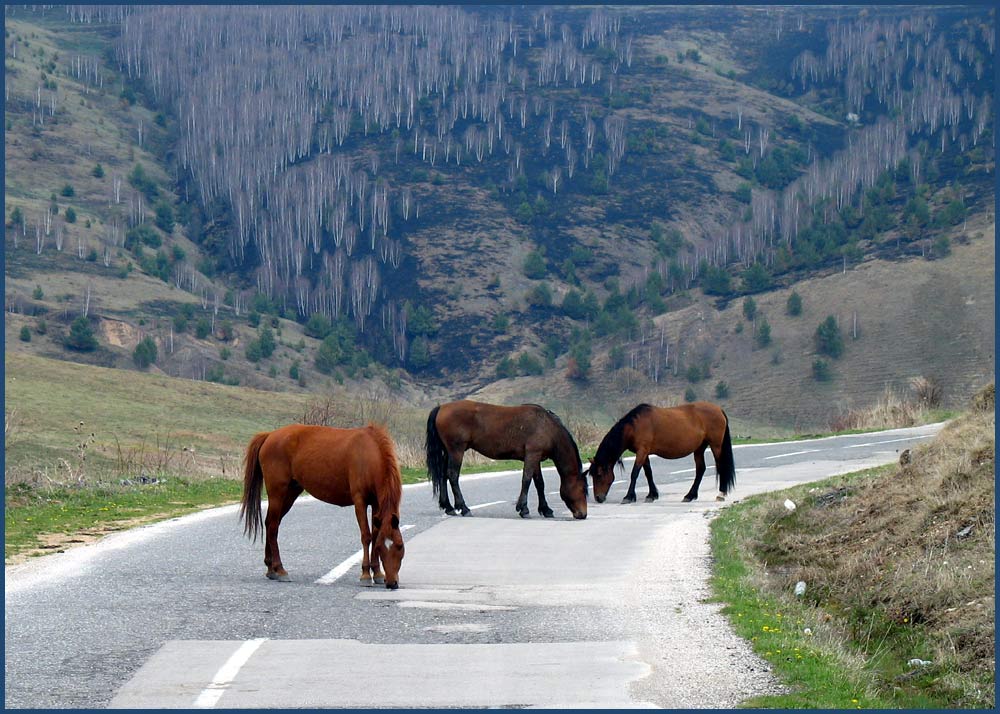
[515,455,538,518]
[621,451,648,504]
[709,441,727,501]
[684,449,707,502]
[643,460,659,502]
[446,452,472,516]
[532,463,554,518]
[264,492,291,582]
[354,501,375,587]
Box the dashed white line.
[763,449,822,460]
[193,637,267,708]
[468,500,506,510]
[316,525,414,585]
[844,436,932,448]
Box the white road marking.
[844,435,933,448]
[193,638,267,708]
[469,500,506,510]
[669,467,696,474]
[763,449,823,460]
[315,525,414,585]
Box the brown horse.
[587,402,735,504]
[426,400,588,519]
[240,423,405,589]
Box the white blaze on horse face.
[384,537,393,550]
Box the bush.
[19,325,31,342]
[517,352,544,376]
[36,318,47,335]
[714,381,729,399]
[756,317,772,348]
[64,207,77,223]
[154,201,175,234]
[65,317,97,352]
[742,296,757,321]
[92,164,105,178]
[195,318,211,340]
[526,283,552,309]
[304,313,333,339]
[523,250,547,279]
[408,335,431,370]
[815,316,844,359]
[812,358,832,381]
[32,284,44,300]
[684,386,698,402]
[289,361,300,381]
[257,325,276,359]
[496,356,518,379]
[701,264,732,296]
[60,183,75,197]
[132,336,157,369]
[786,291,802,316]
[685,364,704,383]
[126,224,161,250]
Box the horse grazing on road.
[426,400,588,520]
[587,402,735,504]
[240,423,405,589]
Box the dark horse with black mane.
[426,400,588,519]
[240,423,405,588]
[587,402,736,504]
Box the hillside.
[4,4,995,432]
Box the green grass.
[5,477,243,560]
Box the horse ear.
[391,514,399,530]
[372,515,382,531]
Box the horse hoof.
[374,575,385,585]
[267,571,290,582]
[645,496,658,503]
[519,510,530,518]
[460,508,472,517]
[444,508,457,516]
[540,510,554,518]
[682,496,696,502]
[360,577,374,587]
[716,495,726,502]
[621,497,635,505]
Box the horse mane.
[593,403,653,468]
[367,422,402,520]
[528,404,587,493]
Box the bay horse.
[586,402,735,504]
[426,400,588,519]
[240,423,405,589]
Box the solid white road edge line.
[763,449,823,460]
[315,525,415,585]
[193,637,267,708]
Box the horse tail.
[368,423,402,522]
[717,410,736,495]
[425,405,449,509]
[240,431,270,542]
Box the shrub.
[154,201,175,234]
[289,361,300,381]
[685,364,704,383]
[64,207,77,223]
[92,164,105,178]
[19,325,31,342]
[304,313,333,339]
[786,291,802,316]
[684,386,698,402]
[496,356,518,379]
[756,317,772,348]
[815,316,844,359]
[714,381,729,399]
[812,359,832,381]
[523,250,546,279]
[742,296,757,321]
[132,336,157,368]
[526,283,552,309]
[36,318,47,335]
[408,335,431,370]
[60,183,75,197]
[32,285,43,300]
[195,318,211,340]
[257,325,276,358]
[517,352,544,376]
[65,317,97,352]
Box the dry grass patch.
[726,384,995,707]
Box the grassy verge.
[709,391,994,709]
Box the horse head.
[559,471,588,520]
[372,513,405,589]
[586,459,620,503]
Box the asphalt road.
[4,422,942,709]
